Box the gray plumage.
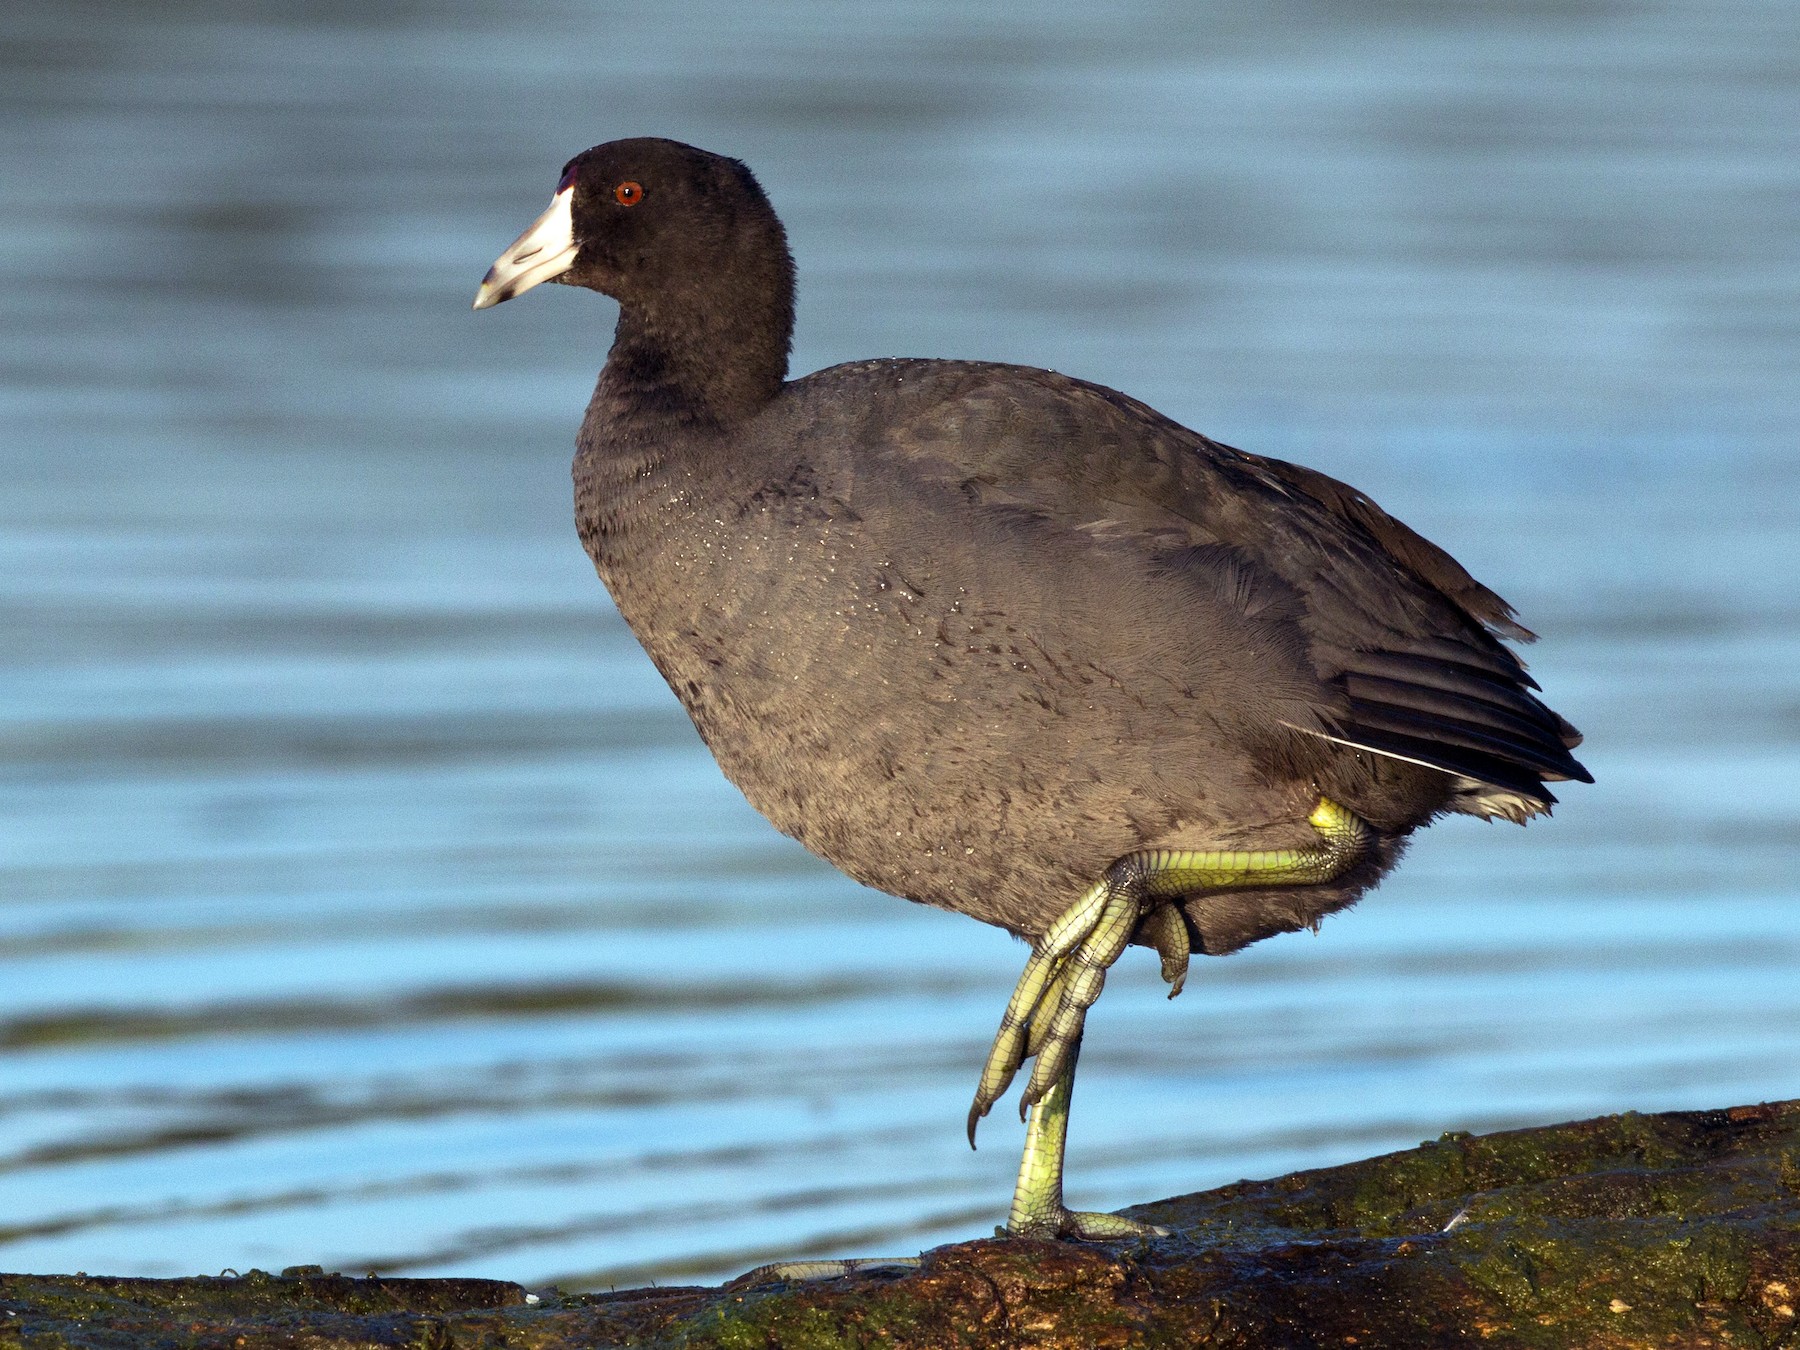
[508,136,1588,965]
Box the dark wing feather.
[1345,702,1586,783]
[1320,725,1559,803]
[867,361,1591,810]
[1342,673,1563,747]
[1251,455,1537,641]
[1342,652,1555,728]
[1372,635,1542,690]
[1227,450,1590,797]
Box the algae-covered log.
[7,1100,1800,1348]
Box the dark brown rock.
[7,1099,1800,1348]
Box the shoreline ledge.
[6,1099,1799,1348]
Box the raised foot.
[968,796,1372,1145]
[1004,1207,1171,1241]
[966,863,1148,1146]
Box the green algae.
[7,1100,1800,1348]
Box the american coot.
[475,138,1590,1242]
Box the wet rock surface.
[6,1100,1800,1348]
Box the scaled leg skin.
[727,1257,922,1288]
[1007,1036,1169,1239]
[973,797,1371,1240]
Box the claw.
[970,1018,1027,1128]
[1148,904,1190,998]
[968,944,1066,1143]
[967,1006,1031,1144]
[971,871,1129,1140]
[975,800,1371,1139]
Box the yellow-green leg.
[1007,1036,1169,1239]
[978,797,1371,1240]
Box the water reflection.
[2,0,1798,1289]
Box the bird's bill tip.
[471,268,510,310]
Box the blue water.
[3,0,1798,1289]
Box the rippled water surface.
[4,0,1799,1288]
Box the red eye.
[614,180,644,206]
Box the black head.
[474,137,792,315]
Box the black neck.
[595,269,793,435]
[579,276,792,560]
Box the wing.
[857,360,1591,818]
[1217,449,1590,816]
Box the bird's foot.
[967,799,1370,1145]
[966,800,1373,1242]
[967,863,1147,1144]
[1002,1206,1170,1241]
[726,1256,921,1288]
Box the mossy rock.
[6,1100,1800,1348]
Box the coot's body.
[477,137,1589,1240]
[578,352,1573,952]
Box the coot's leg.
[969,797,1372,1238]
[1007,1036,1169,1239]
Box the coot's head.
[473,137,791,313]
